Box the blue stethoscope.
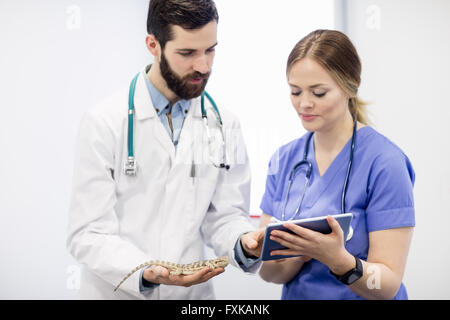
[280,118,357,222]
[124,73,230,176]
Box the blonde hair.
[287,29,370,125]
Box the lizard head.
[212,256,229,268]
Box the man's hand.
[143,265,224,287]
[240,228,265,258]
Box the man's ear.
[145,34,161,59]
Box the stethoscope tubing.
[127,73,139,158]
[125,72,229,176]
[341,122,356,213]
[281,118,357,221]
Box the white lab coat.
[66,71,259,300]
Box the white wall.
[0,0,334,299]
[341,0,450,299]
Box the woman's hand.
[269,215,348,269]
[258,212,312,284]
[259,256,312,284]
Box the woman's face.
[288,57,351,133]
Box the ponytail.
[349,96,370,125]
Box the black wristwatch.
[330,256,363,285]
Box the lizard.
[114,256,229,292]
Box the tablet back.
[260,213,353,261]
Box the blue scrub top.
[260,126,415,300]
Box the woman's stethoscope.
[281,118,357,232]
[124,73,230,176]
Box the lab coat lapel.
[303,137,352,211]
[173,97,201,166]
[134,73,175,161]
[152,118,176,162]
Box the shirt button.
[155,108,160,113]
[184,109,188,114]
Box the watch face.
[347,270,363,284]
[348,274,360,284]
[331,257,363,285]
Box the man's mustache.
[185,71,210,81]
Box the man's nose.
[193,54,210,74]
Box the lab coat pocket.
[194,163,221,184]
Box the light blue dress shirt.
[143,71,190,147]
[138,72,259,292]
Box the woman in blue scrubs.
[258,30,415,300]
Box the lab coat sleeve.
[200,118,261,274]
[66,110,154,299]
[234,238,260,271]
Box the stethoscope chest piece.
[124,156,137,176]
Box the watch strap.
[330,256,363,285]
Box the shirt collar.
[142,68,191,118]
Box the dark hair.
[287,29,370,125]
[147,0,219,49]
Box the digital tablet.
[261,213,353,261]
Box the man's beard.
[160,50,210,101]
